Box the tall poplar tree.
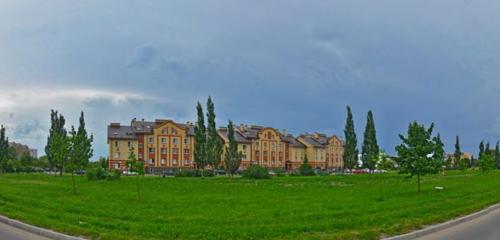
[0,125,9,173]
[479,141,485,158]
[361,110,379,172]
[454,135,461,167]
[495,141,500,169]
[343,106,358,171]
[206,96,223,173]
[224,120,242,177]
[194,102,208,174]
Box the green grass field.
[0,172,499,240]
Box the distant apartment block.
[108,118,344,173]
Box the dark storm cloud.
[1,0,500,158]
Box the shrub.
[242,165,270,179]
[87,167,120,181]
[269,168,287,177]
[299,163,315,176]
[175,169,214,177]
[106,169,122,181]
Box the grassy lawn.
[0,171,499,240]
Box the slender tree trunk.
[417,174,421,193]
[71,172,77,195]
[136,174,141,201]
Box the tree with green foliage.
[454,135,461,167]
[395,121,441,193]
[68,112,94,195]
[343,106,358,171]
[0,125,9,173]
[361,111,379,172]
[194,102,208,176]
[299,153,315,176]
[126,147,144,201]
[45,110,69,176]
[206,97,223,173]
[477,153,496,172]
[224,121,242,177]
[495,141,500,169]
[485,142,490,153]
[479,141,485,159]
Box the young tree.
[45,110,69,176]
[343,106,358,171]
[126,147,144,201]
[68,112,94,195]
[0,125,9,173]
[454,135,461,167]
[395,121,441,193]
[194,102,208,176]
[362,111,379,172]
[224,120,242,177]
[206,97,223,173]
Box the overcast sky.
[1,0,500,159]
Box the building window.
[139,142,143,148]
[161,138,167,143]
[184,138,189,145]
[271,143,275,150]
[172,128,177,135]
[162,128,168,134]
[172,148,179,154]
[161,148,167,154]
[149,148,155,154]
[267,132,272,139]
[149,137,154,143]
[139,153,143,159]
[149,159,154,164]
[161,159,166,165]
[173,159,178,165]
[173,138,178,144]
[184,149,190,154]
[114,152,120,159]
[127,141,131,147]
[114,141,119,147]
[242,145,247,150]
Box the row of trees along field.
[342,106,500,193]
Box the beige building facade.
[109,119,344,172]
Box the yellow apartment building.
[109,119,344,172]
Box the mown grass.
[0,171,499,240]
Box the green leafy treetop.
[395,121,442,193]
[67,112,94,195]
[343,106,358,171]
[224,120,243,177]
